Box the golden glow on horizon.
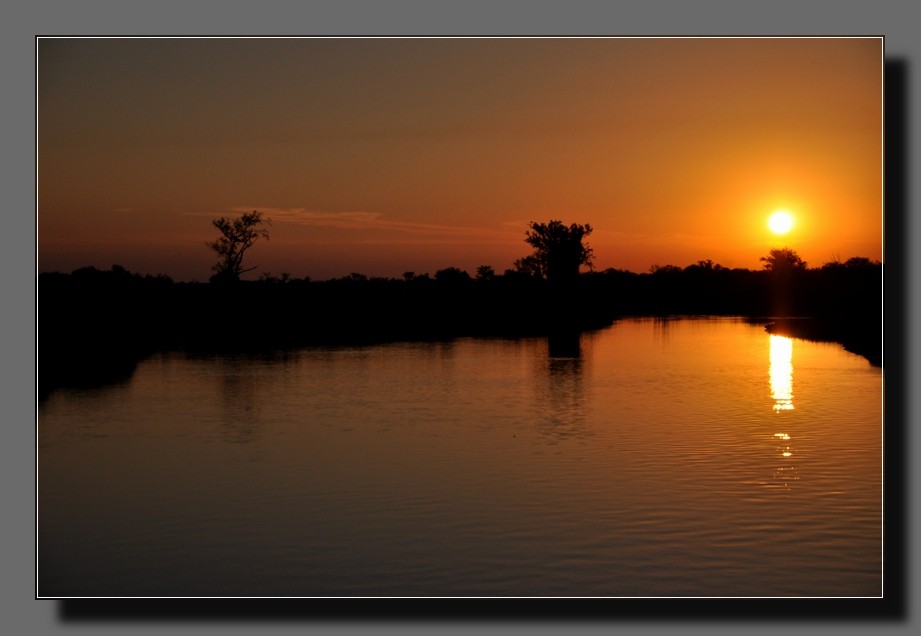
[768,210,795,235]
[36,38,883,281]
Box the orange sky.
[37,37,882,281]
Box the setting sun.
[768,211,795,235]
[37,38,882,280]
[36,36,885,600]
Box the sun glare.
[768,210,794,235]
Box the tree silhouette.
[435,267,472,284]
[760,247,806,274]
[475,265,495,281]
[512,254,545,279]
[206,210,270,283]
[760,247,807,316]
[517,220,594,284]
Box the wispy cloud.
[592,228,708,245]
[498,220,685,246]
[221,207,520,242]
[231,208,382,229]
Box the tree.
[435,267,472,285]
[760,247,807,274]
[206,210,270,283]
[475,265,495,281]
[843,256,881,269]
[517,220,594,284]
[760,247,807,316]
[512,254,545,279]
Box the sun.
[768,210,794,235]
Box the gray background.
[8,0,917,633]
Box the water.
[37,318,883,597]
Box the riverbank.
[38,263,882,397]
[763,316,882,367]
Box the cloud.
[231,208,383,229]
[498,220,674,246]
[222,207,520,242]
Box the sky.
[37,37,883,282]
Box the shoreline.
[38,264,883,397]
[763,316,882,367]
[39,313,881,401]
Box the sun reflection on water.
[772,431,800,489]
[769,335,800,488]
[769,335,794,412]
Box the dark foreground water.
[37,318,882,597]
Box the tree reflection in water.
[219,357,265,445]
[535,332,589,444]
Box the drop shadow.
[56,597,902,622]
[49,58,907,626]
[881,56,909,621]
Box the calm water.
[37,318,882,597]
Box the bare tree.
[206,210,270,283]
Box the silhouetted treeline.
[38,257,882,397]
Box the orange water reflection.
[769,335,799,488]
[769,334,794,412]
[37,318,882,596]
[772,430,800,489]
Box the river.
[37,317,882,597]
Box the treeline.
[38,256,881,397]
